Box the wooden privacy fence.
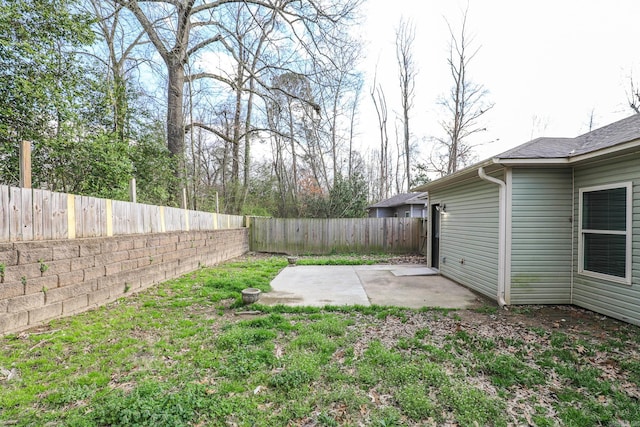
[0,185,245,242]
[250,217,422,255]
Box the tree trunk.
[167,61,186,192]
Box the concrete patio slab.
[388,267,439,277]
[259,264,482,309]
[260,265,370,307]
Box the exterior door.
[431,204,440,269]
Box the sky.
[355,0,640,164]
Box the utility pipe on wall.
[478,167,507,307]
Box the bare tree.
[371,77,390,199]
[395,18,417,191]
[114,0,361,204]
[431,6,493,176]
[628,74,640,114]
[84,0,150,142]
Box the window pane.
[582,187,626,231]
[584,233,626,278]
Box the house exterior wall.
[509,168,573,304]
[572,152,640,325]
[430,172,502,300]
[368,207,392,218]
[394,204,425,218]
[368,205,426,218]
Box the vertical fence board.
[32,189,44,240]
[81,196,100,238]
[249,217,421,255]
[42,189,53,240]
[9,187,22,241]
[51,192,67,239]
[0,184,245,242]
[0,185,9,241]
[97,198,106,237]
[21,188,33,241]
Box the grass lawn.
[1,254,639,426]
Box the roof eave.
[413,136,640,193]
[411,158,498,192]
[493,157,569,166]
[568,137,640,164]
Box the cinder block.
[146,237,160,248]
[104,262,122,276]
[62,295,88,314]
[4,263,42,282]
[28,302,62,324]
[119,259,139,272]
[137,257,152,268]
[116,238,134,251]
[179,260,199,273]
[0,282,24,299]
[133,238,147,249]
[161,250,181,263]
[178,232,193,242]
[101,240,119,254]
[42,259,71,277]
[24,275,58,295]
[52,243,80,261]
[180,247,198,259]
[97,274,118,290]
[128,247,156,259]
[71,256,95,271]
[17,246,53,264]
[0,244,18,266]
[160,235,179,246]
[87,287,111,306]
[7,293,44,313]
[84,266,105,281]
[95,251,129,266]
[156,244,175,255]
[58,270,84,287]
[46,282,94,303]
[79,242,102,257]
[176,241,191,250]
[139,269,165,287]
[162,260,179,280]
[0,312,28,334]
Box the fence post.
[182,188,189,231]
[67,194,76,239]
[19,141,31,189]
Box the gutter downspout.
[478,167,507,308]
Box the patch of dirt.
[460,304,636,339]
[233,252,428,264]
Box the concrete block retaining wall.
[0,229,249,335]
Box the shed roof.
[368,192,426,208]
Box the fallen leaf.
[274,344,284,359]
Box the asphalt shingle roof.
[497,114,640,160]
[368,192,425,208]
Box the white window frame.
[578,181,633,285]
[404,210,411,218]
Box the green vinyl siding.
[510,168,573,304]
[573,152,640,326]
[430,172,502,300]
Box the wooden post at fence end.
[19,140,31,188]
